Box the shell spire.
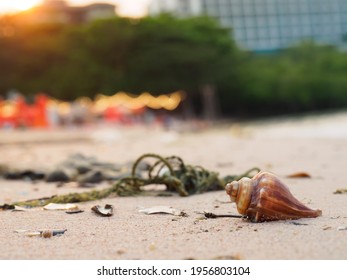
[225,171,322,222]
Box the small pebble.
[149,243,156,251]
[42,230,52,238]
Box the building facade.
[149,0,347,52]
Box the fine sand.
[1,112,347,260]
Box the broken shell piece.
[45,170,70,182]
[286,172,311,178]
[13,206,31,212]
[225,171,322,222]
[25,231,42,237]
[139,206,186,216]
[41,229,67,238]
[334,189,347,194]
[65,209,84,214]
[17,229,67,237]
[91,204,113,217]
[43,203,79,211]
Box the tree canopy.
[1,14,347,117]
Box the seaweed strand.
[1,153,260,208]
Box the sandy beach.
[1,112,347,260]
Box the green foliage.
[228,41,347,116]
[0,15,237,101]
[0,22,68,96]
[1,15,347,116]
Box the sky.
[0,0,151,17]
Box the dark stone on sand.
[45,170,70,182]
[75,165,92,174]
[78,170,104,183]
[4,170,45,181]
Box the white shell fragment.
[337,226,347,231]
[14,229,67,237]
[91,204,113,217]
[13,206,31,212]
[139,206,186,216]
[43,203,79,211]
[25,231,42,237]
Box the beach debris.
[116,249,126,255]
[41,229,67,238]
[91,204,113,217]
[286,172,311,178]
[4,170,45,181]
[25,231,42,237]
[149,243,156,251]
[112,154,260,197]
[1,153,142,184]
[0,153,259,207]
[0,204,15,210]
[322,226,332,230]
[204,212,243,219]
[12,205,31,212]
[337,226,347,231]
[15,229,67,237]
[43,203,79,211]
[333,189,347,194]
[78,171,104,183]
[65,209,84,214]
[226,171,322,222]
[289,222,309,226]
[139,206,186,216]
[45,170,70,182]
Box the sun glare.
[1,0,42,13]
[0,0,150,18]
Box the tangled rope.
[112,153,259,196]
[1,153,260,208]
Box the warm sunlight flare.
[0,0,42,13]
[0,0,150,17]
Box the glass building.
[149,0,347,52]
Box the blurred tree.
[0,21,67,97]
[122,15,239,118]
[2,15,347,118]
[233,41,347,116]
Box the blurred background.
[1,0,347,129]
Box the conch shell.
[225,171,322,222]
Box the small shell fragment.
[25,231,42,237]
[13,206,31,212]
[91,204,113,217]
[41,229,67,238]
[286,172,311,178]
[43,203,79,211]
[42,230,53,238]
[139,206,186,216]
[334,189,347,194]
[16,229,67,237]
[65,209,84,214]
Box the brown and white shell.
[225,171,322,222]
